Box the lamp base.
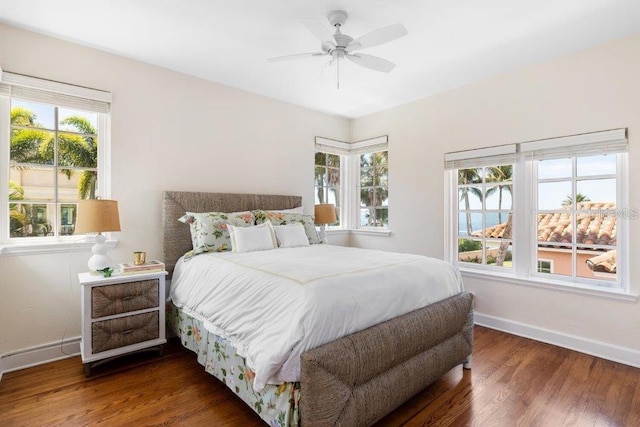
[318,225,329,244]
[87,233,114,271]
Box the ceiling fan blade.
[346,53,396,73]
[302,19,335,44]
[347,23,408,52]
[267,52,326,62]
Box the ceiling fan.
[267,10,408,87]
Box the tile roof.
[472,202,618,274]
[474,202,617,245]
[586,250,617,273]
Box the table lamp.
[75,199,121,273]
[314,204,337,243]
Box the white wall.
[0,23,349,357]
[351,33,640,358]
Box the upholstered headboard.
[162,191,302,276]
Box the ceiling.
[1,1,640,118]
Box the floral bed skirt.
[166,301,300,426]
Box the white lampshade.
[75,199,121,272]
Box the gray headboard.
[162,191,302,276]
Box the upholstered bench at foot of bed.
[300,291,474,427]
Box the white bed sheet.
[169,244,463,391]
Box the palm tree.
[485,165,513,223]
[458,168,483,236]
[9,106,98,236]
[563,193,590,207]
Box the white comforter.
[169,245,463,391]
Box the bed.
[163,191,473,426]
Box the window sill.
[0,239,118,257]
[350,228,392,237]
[325,228,392,237]
[459,268,638,303]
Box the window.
[446,129,630,293]
[534,154,619,283]
[314,152,341,226]
[0,69,111,244]
[314,136,388,230]
[457,164,513,268]
[359,150,388,228]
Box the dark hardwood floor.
[1,326,639,426]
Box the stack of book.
[119,260,165,275]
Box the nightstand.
[79,270,168,376]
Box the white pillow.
[273,224,310,248]
[228,222,277,253]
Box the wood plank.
[1,327,639,426]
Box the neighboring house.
[472,202,617,281]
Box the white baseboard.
[474,312,640,369]
[0,337,81,379]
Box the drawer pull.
[122,329,134,335]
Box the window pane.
[11,99,55,129]
[374,166,388,186]
[327,187,339,206]
[538,158,572,180]
[59,203,78,236]
[538,181,571,209]
[486,240,512,268]
[314,152,326,165]
[58,169,97,201]
[58,108,98,133]
[458,212,482,237]
[360,153,373,168]
[326,166,340,187]
[314,166,326,187]
[58,132,97,168]
[537,247,571,277]
[360,207,374,226]
[379,188,389,207]
[360,168,374,186]
[486,185,512,209]
[580,249,617,282]
[374,151,388,165]
[9,202,55,237]
[360,188,374,207]
[10,129,55,165]
[375,208,388,227]
[458,239,483,264]
[486,211,511,231]
[9,165,55,201]
[576,179,616,206]
[458,186,483,210]
[458,168,482,185]
[487,165,513,183]
[314,187,326,205]
[327,154,340,167]
[577,154,616,177]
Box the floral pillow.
[179,211,255,255]
[252,210,320,244]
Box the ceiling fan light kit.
[267,10,408,88]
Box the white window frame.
[0,69,112,255]
[445,129,635,300]
[315,135,389,233]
